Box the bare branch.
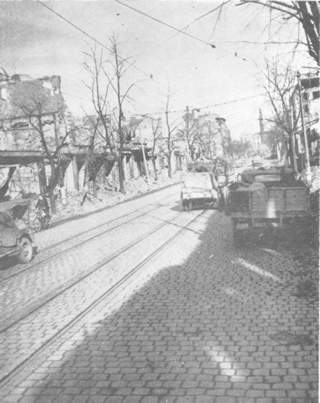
[239,0,319,64]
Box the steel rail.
[0,209,205,386]
[0,207,180,333]
[0,200,170,283]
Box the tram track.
[0,199,172,284]
[0,209,205,386]
[0,207,181,333]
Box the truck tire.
[17,236,33,264]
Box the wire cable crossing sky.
[2,0,313,137]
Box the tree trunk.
[276,143,282,161]
[0,167,16,200]
[48,189,56,215]
[37,161,47,195]
[152,157,158,181]
[118,156,125,193]
[92,180,97,198]
[167,153,172,178]
[72,156,80,191]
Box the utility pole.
[258,109,264,154]
[289,106,298,173]
[297,71,312,184]
[185,106,190,160]
[113,39,125,193]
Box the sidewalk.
[51,174,182,227]
[34,177,181,251]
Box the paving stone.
[1,209,317,403]
[123,397,141,403]
[20,397,45,403]
[246,390,266,398]
[265,390,287,398]
[71,397,88,403]
[176,398,194,403]
[151,389,169,396]
[272,399,294,403]
[287,390,309,398]
[132,388,151,395]
[141,397,159,403]
[104,398,121,403]
[195,397,215,403]
[185,389,205,396]
[1,395,22,403]
[167,389,186,396]
[87,397,108,403]
[216,398,237,403]
[227,389,245,397]
[206,389,226,396]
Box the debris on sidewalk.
[51,173,181,226]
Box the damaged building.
[0,72,67,198]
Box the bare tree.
[263,61,300,162]
[239,1,319,65]
[83,47,114,196]
[84,37,136,193]
[112,36,126,193]
[0,167,16,200]
[178,107,200,162]
[13,82,74,213]
[199,120,216,161]
[80,114,101,200]
[164,94,180,178]
[149,116,162,180]
[84,48,114,154]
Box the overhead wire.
[134,92,266,117]
[37,0,258,95]
[158,0,231,45]
[115,0,251,62]
[36,0,250,116]
[114,0,217,49]
[37,0,268,119]
[215,40,302,45]
[36,0,169,96]
[182,1,231,32]
[38,1,109,53]
[210,1,226,40]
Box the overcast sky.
[1,0,315,138]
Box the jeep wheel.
[17,236,33,263]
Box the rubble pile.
[52,173,181,224]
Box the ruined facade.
[0,73,65,152]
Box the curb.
[48,180,182,229]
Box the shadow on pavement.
[0,246,39,271]
[170,202,219,213]
[0,256,17,271]
[32,211,318,402]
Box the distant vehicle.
[181,172,218,211]
[0,200,35,264]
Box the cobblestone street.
[0,186,317,403]
[1,1,320,402]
